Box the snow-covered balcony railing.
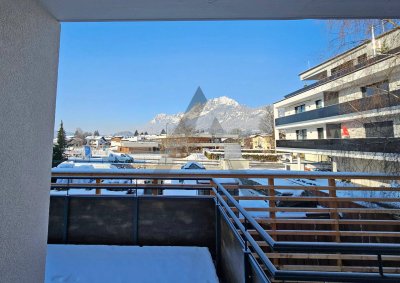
[50,169,400,282]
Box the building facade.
[244,134,274,150]
[274,28,400,175]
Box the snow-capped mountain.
[141,96,269,134]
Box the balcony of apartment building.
[281,30,400,103]
[276,117,400,158]
[275,31,400,131]
[275,89,400,127]
[3,1,400,283]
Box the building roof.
[85,136,105,140]
[299,27,400,77]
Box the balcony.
[275,91,400,127]
[276,138,400,154]
[48,169,400,282]
[283,46,400,100]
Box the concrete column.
[0,1,60,282]
[297,155,302,171]
[332,160,338,172]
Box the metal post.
[62,196,70,244]
[215,201,221,275]
[244,249,252,283]
[378,254,384,276]
[96,178,101,195]
[132,196,138,245]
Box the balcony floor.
[45,245,219,283]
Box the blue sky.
[55,20,334,134]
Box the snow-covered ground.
[184,153,209,161]
[239,178,309,219]
[246,177,400,211]
[45,245,219,283]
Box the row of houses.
[61,132,274,158]
[273,28,400,174]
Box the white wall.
[282,114,400,140]
[283,93,324,116]
[284,124,325,140]
[0,1,60,282]
[338,86,362,103]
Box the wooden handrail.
[51,168,400,180]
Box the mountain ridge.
[139,96,269,135]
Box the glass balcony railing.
[275,91,400,126]
[283,46,400,100]
[276,137,400,153]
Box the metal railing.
[51,169,400,282]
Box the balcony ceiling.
[39,0,400,22]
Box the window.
[357,53,367,65]
[364,121,394,138]
[315,100,322,109]
[326,123,341,139]
[323,92,339,107]
[295,104,306,114]
[331,60,354,76]
[278,130,286,140]
[296,129,307,140]
[361,80,389,97]
[317,128,324,139]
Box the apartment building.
[274,28,400,175]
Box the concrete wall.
[0,1,60,282]
[333,156,400,186]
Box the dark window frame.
[295,104,306,114]
[357,53,368,64]
[326,123,342,139]
[317,127,324,139]
[323,91,339,107]
[361,80,389,97]
[296,129,307,140]
[364,121,394,138]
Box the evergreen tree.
[52,145,64,167]
[94,130,100,136]
[144,131,148,135]
[160,129,166,135]
[134,130,139,136]
[57,121,67,150]
[53,121,67,167]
